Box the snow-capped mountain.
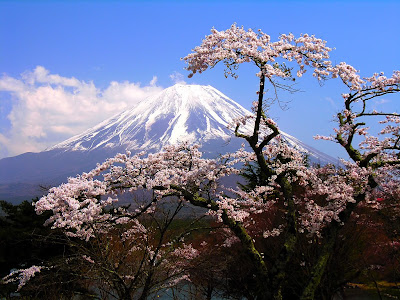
[48,84,336,163]
[0,84,338,203]
[48,84,253,153]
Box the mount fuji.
[0,84,338,203]
[48,84,253,154]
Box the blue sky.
[0,1,399,159]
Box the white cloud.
[0,66,163,158]
[373,98,389,105]
[169,71,186,85]
[150,76,158,86]
[22,66,82,87]
[325,97,337,109]
[371,98,391,112]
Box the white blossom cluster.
[2,266,45,291]
[183,24,333,80]
[34,144,237,241]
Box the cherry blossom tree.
[3,24,399,300]
[183,24,399,299]
[2,183,205,299]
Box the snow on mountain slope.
[49,84,253,152]
[0,84,340,203]
[48,84,338,165]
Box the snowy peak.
[49,84,252,152]
[0,84,340,202]
[48,84,338,165]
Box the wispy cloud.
[371,98,390,112]
[0,66,163,158]
[169,71,186,85]
[150,76,158,86]
[325,97,337,109]
[373,98,389,105]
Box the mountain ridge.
[48,84,253,153]
[0,84,339,203]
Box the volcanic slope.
[49,84,253,153]
[0,84,338,202]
